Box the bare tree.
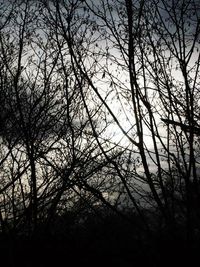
[1,1,200,252]
[0,0,118,237]
[41,0,200,243]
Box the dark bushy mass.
[0,207,199,267]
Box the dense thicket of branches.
[0,0,200,265]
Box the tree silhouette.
[0,0,200,266]
[44,0,200,242]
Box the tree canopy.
[0,1,200,263]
